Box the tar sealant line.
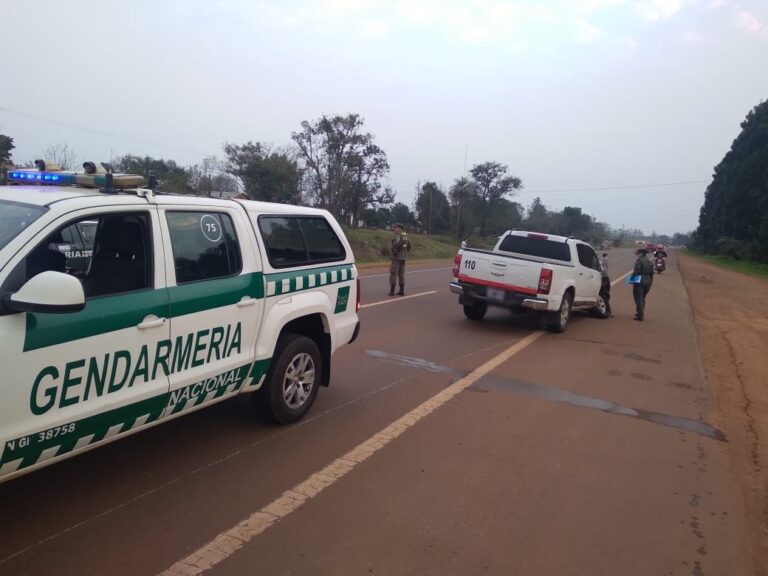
[360,290,437,309]
[158,331,545,576]
[474,374,726,441]
[365,350,464,377]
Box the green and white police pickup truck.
[0,167,360,483]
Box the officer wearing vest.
[632,248,654,321]
[388,224,412,296]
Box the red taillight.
[356,277,361,312]
[452,253,462,277]
[538,268,552,294]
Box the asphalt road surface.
[0,249,753,576]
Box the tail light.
[356,277,361,312]
[538,268,553,294]
[452,253,462,277]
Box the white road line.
[158,330,545,576]
[360,290,437,309]
[360,266,452,279]
[611,270,633,287]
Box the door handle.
[137,315,166,330]
[237,296,256,308]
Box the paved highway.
[0,249,753,576]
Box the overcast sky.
[2,0,767,235]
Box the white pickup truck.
[0,166,360,482]
[449,230,609,332]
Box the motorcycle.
[654,257,666,274]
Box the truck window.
[166,212,242,284]
[259,216,346,268]
[498,235,571,262]
[1,212,153,299]
[576,244,600,270]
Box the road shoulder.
[679,251,768,574]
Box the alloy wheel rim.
[283,353,316,409]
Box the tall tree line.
[694,99,768,262]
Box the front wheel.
[253,334,321,424]
[546,293,572,333]
[463,301,487,321]
[590,293,610,319]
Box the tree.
[390,202,416,228]
[292,114,391,222]
[524,197,551,232]
[695,100,768,261]
[223,142,301,203]
[113,155,190,192]
[557,206,592,238]
[0,134,14,166]
[188,156,239,197]
[415,181,450,234]
[469,161,522,236]
[41,143,78,170]
[449,177,478,239]
[485,198,524,236]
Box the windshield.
[0,200,47,251]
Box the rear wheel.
[463,301,487,321]
[546,293,572,333]
[253,334,321,424]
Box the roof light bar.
[9,171,77,185]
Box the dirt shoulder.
[680,251,768,574]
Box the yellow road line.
[158,330,545,576]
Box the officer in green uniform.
[388,224,412,296]
[632,248,654,321]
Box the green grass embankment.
[344,228,461,264]
[684,249,768,280]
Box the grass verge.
[344,228,463,264]
[683,249,768,280]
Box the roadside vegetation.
[684,249,768,280]
[693,99,768,265]
[2,113,669,251]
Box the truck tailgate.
[457,250,541,294]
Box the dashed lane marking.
[158,330,545,576]
[359,266,452,279]
[360,290,437,309]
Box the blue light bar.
[8,171,77,185]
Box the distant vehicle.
[449,230,610,333]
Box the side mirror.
[2,271,85,314]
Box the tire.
[463,301,487,321]
[590,293,610,319]
[546,293,573,333]
[253,334,321,424]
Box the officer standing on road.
[388,223,412,296]
[632,248,654,321]
[600,253,613,317]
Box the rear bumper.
[450,280,551,311]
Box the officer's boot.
[388,285,395,297]
[397,286,405,296]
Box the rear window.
[259,216,346,268]
[498,234,571,262]
[0,200,47,251]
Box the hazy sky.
[2,0,767,234]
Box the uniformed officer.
[632,248,654,321]
[388,223,412,296]
[600,253,613,317]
